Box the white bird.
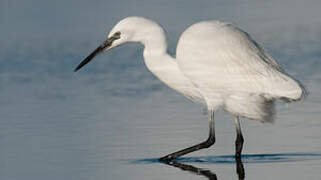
[75,16,306,162]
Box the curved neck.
[143,45,174,75]
[140,28,168,55]
[136,24,174,72]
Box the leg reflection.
[236,157,245,180]
[164,161,217,180]
[162,158,245,180]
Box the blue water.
[133,153,321,179]
[1,0,321,179]
[133,153,321,164]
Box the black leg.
[234,116,244,159]
[159,110,215,162]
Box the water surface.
[1,0,321,179]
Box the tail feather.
[274,76,308,102]
[224,94,275,123]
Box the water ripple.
[130,153,321,164]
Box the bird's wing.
[176,21,303,100]
[221,24,285,81]
[237,27,284,72]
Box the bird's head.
[74,16,161,72]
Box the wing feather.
[177,21,304,100]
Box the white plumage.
[176,20,305,122]
[75,16,306,160]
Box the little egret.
[74,16,306,162]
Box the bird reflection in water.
[162,158,245,180]
[132,153,321,179]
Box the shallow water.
[1,84,321,180]
[1,0,321,179]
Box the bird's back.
[176,20,305,121]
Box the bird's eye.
[114,31,121,39]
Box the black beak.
[74,38,114,72]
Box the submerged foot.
[159,155,175,162]
[235,152,242,159]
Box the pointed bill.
[74,32,121,72]
[74,45,105,72]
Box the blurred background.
[1,0,321,179]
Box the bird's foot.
[159,155,175,163]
